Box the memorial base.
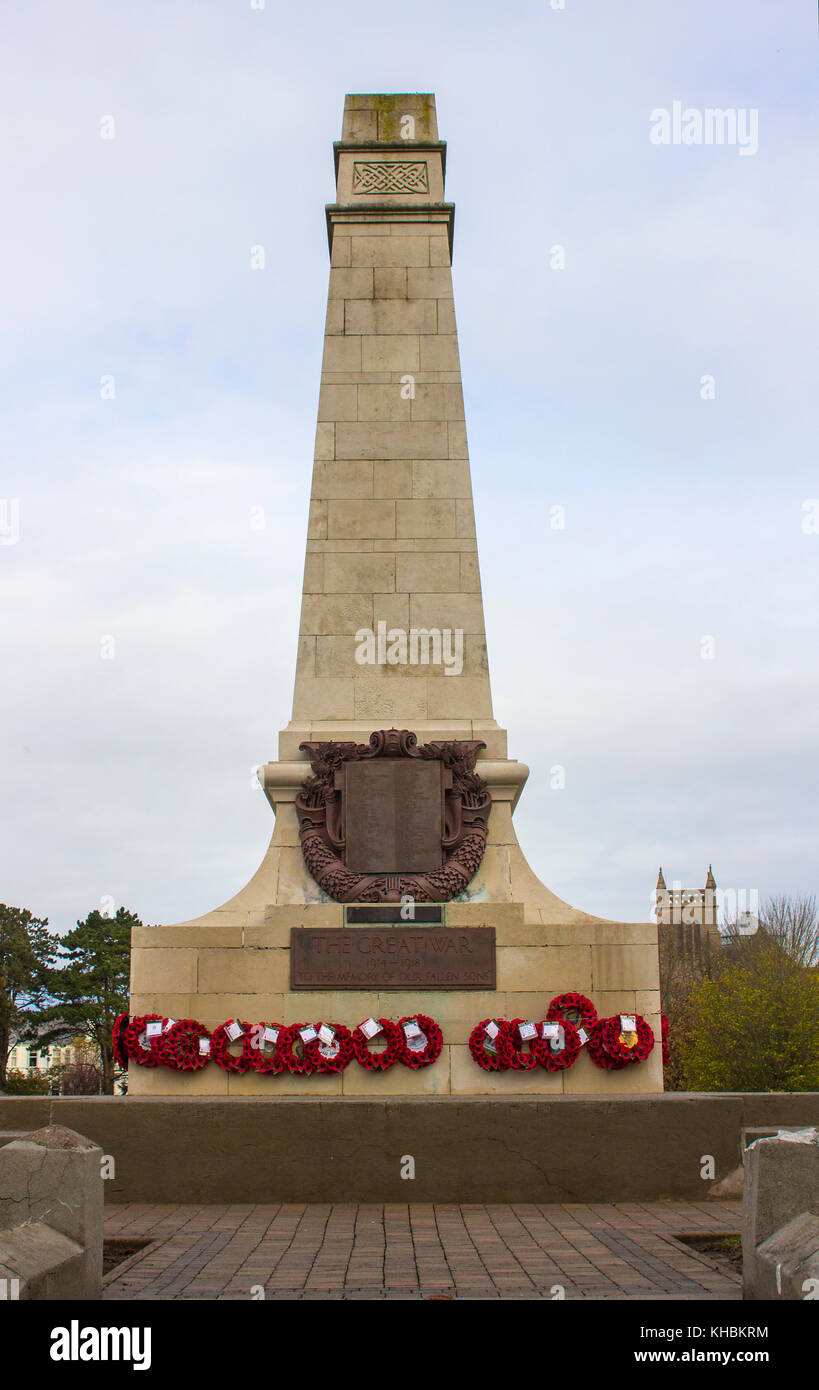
[3,1095,819,1205]
[129,744,663,1096]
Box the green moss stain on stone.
[371,93,436,143]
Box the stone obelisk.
[289,92,494,751]
[128,95,662,1096]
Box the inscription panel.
[346,905,443,924]
[290,927,496,990]
[344,760,443,874]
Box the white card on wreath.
[542,1023,560,1040]
[620,1015,636,1032]
[199,1038,211,1055]
[485,1020,499,1039]
[518,1021,537,1040]
[318,1025,334,1045]
[300,1026,318,1043]
[577,1028,589,1045]
[403,1021,422,1038]
[263,1027,279,1044]
[225,1020,243,1041]
[407,1033,427,1052]
[361,1018,381,1039]
[145,1021,163,1038]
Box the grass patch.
[675,1232,742,1274]
[103,1238,152,1276]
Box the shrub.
[680,942,819,1091]
[1,1068,51,1096]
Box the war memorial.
[126,93,664,1104]
[2,101,815,1260]
[87,97,813,1211]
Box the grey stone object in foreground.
[0,1124,103,1300]
[750,1213,819,1300]
[743,1127,819,1300]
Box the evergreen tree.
[0,904,56,1088]
[40,907,138,1095]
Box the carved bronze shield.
[295,728,491,903]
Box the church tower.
[655,866,722,969]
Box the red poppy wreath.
[303,1022,354,1074]
[546,993,598,1032]
[123,1014,167,1068]
[396,1014,443,1069]
[585,1020,628,1070]
[505,1018,545,1070]
[210,1019,254,1074]
[598,1014,655,1065]
[246,1021,287,1075]
[538,1018,582,1072]
[352,1017,403,1072]
[468,1018,513,1071]
[112,1013,131,1069]
[278,1023,317,1075]
[159,1018,211,1072]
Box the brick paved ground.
[103,1201,741,1300]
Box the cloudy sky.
[1,0,816,934]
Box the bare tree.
[722,894,819,968]
[760,894,819,967]
[50,1059,102,1096]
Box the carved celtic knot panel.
[352,162,429,194]
[295,728,491,904]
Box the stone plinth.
[8,1094,819,1205]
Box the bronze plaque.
[344,760,443,873]
[346,905,443,924]
[290,927,496,990]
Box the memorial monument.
[127,94,663,1095]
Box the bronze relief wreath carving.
[295,728,491,903]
